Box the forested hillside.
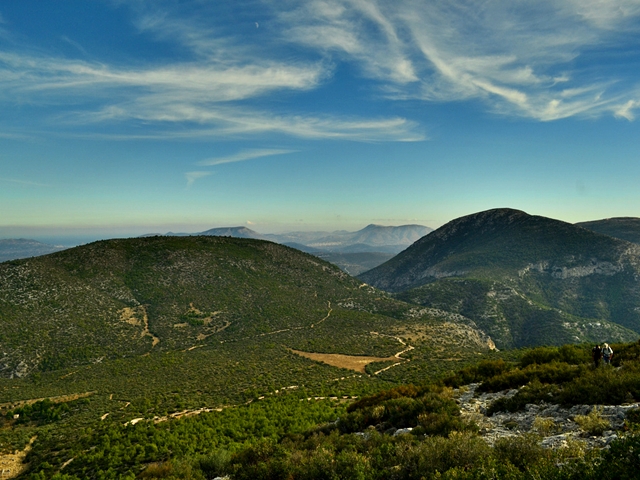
[0,236,496,380]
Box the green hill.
[577,217,640,244]
[0,235,500,478]
[360,209,640,348]
[0,235,494,379]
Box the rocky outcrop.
[455,383,636,450]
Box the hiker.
[602,343,614,365]
[592,344,602,368]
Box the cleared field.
[289,349,399,373]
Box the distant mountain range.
[141,223,433,274]
[267,224,433,253]
[360,208,640,349]
[0,238,66,262]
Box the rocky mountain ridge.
[360,208,640,348]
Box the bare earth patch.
[289,349,399,373]
[119,306,144,326]
[0,436,36,478]
[119,306,160,346]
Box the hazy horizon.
[2,1,639,237]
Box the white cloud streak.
[0,3,422,142]
[276,0,640,121]
[198,149,296,166]
[0,177,50,187]
[1,0,639,141]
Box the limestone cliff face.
[361,208,640,349]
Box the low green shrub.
[487,379,559,415]
[7,399,70,425]
[416,411,478,437]
[574,406,610,436]
[597,432,640,480]
[494,433,549,471]
[479,362,584,393]
[532,416,558,437]
[339,385,464,435]
[625,408,640,426]
[396,432,492,478]
[559,365,640,406]
[198,450,232,479]
[443,360,511,388]
[520,344,589,368]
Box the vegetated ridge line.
[311,301,332,328]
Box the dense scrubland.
[1,341,640,478]
[0,236,495,380]
[3,223,640,479]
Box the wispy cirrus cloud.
[0,2,423,142]
[198,149,296,166]
[1,0,639,146]
[0,177,50,187]
[275,0,640,121]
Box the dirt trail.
[370,333,414,375]
[140,306,160,347]
[311,301,332,328]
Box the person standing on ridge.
[592,344,602,368]
[602,343,614,365]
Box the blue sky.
[1,0,640,243]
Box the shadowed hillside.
[360,209,640,348]
[577,217,640,244]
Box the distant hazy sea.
[29,235,125,248]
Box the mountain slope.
[576,217,640,244]
[0,236,492,379]
[301,224,432,253]
[361,209,640,348]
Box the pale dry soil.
[289,348,400,373]
[0,436,36,479]
[289,331,413,375]
[119,306,160,347]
